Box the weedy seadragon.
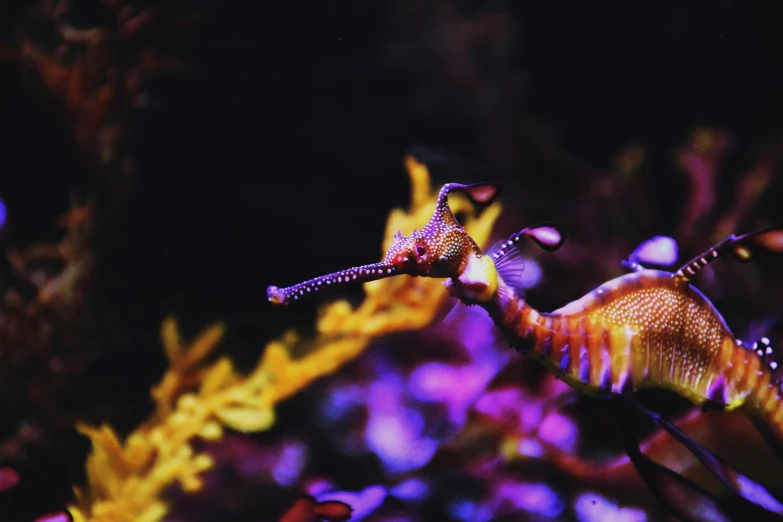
[268,181,783,520]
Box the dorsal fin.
[487,223,564,294]
[487,238,527,294]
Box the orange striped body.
[485,269,783,439]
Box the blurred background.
[1,1,783,521]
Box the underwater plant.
[0,197,95,466]
[0,5,200,517]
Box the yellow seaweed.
[68,156,502,522]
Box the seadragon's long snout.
[266,262,403,306]
[267,181,502,307]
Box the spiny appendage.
[673,227,783,285]
[488,224,564,262]
[480,224,565,298]
[673,235,734,285]
[266,262,399,305]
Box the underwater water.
[1,1,783,521]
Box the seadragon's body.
[267,181,783,456]
[484,269,782,434]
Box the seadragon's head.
[266,182,563,306]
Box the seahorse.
[267,181,783,517]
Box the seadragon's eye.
[413,243,429,264]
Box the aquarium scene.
[1,2,783,521]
